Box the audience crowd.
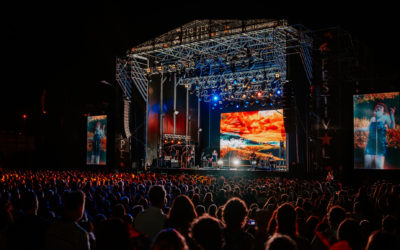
[0,168,399,250]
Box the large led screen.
[354,92,399,169]
[87,115,107,165]
[220,110,286,169]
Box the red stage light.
[257,92,262,97]
[22,114,28,119]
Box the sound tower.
[282,80,294,133]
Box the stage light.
[212,95,219,101]
[217,159,223,166]
[242,94,246,98]
[164,139,168,143]
[235,104,240,109]
[177,140,181,144]
[22,114,28,119]
[171,140,174,143]
[257,91,262,97]
[232,158,240,166]
[276,89,282,95]
[233,80,237,84]
[252,77,256,82]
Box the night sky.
[2,2,399,134]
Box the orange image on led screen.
[220,110,286,163]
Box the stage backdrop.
[86,115,107,165]
[354,92,400,170]
[220,110,286,166]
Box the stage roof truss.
[118,19,312,103]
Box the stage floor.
[149,166,288,177]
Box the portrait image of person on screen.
[363,103,396,169]
[91,121,106,165]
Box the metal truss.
[123,19,312,104]
[163,134,191,141]
[116,58,133,99]
[129,54,149,101]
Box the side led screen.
[354,92,399,169]
[87,115,107,165]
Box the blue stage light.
[235,104,240,109]
[252,78,256,82]
[233,80,237,84]
[276,89,281,95]
[212,95,219,101]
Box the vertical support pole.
[197,98,200,145]
[186,86,189,139]
[159,72,164,160]
[145,82,149,167]
[197,97,201,167]
[186,85,189,163]
[173,73,177,135]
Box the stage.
[147,165,289,177]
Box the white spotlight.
[217,159,223,166]
[232,158,240,166]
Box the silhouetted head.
[276,203,296,237]
[21,191,38,215]
[337,218,362,250]
[167,195,197,230]
[222,197,248,229]
[366,230,398,250]
[149,185,166,208]
[265,233,297,250]
[151,228,189,250]
[190,214,224,250]
[327,205,346,231]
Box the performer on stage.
[250,151,256,170]
[268,155,274,170]
[189,147,195,168]
[211,150,218,168]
